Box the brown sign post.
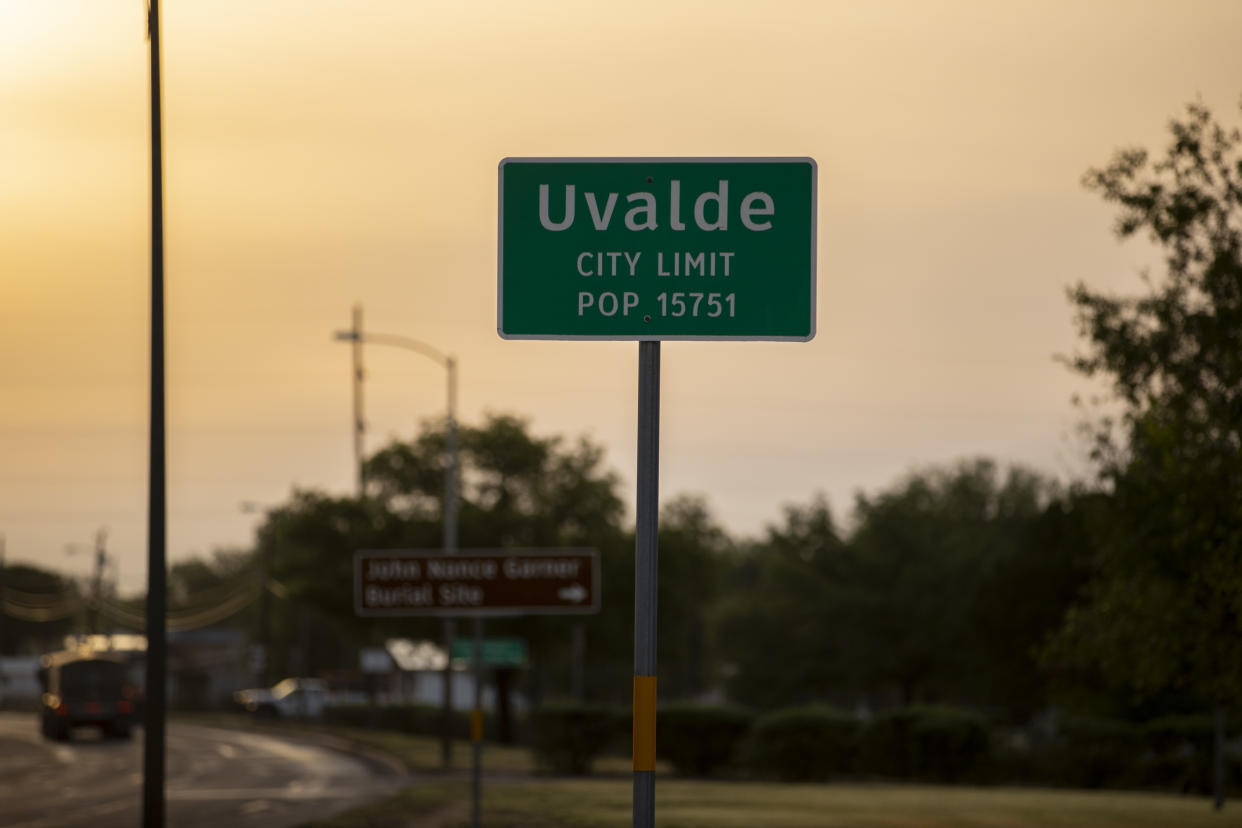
[355,549,599,617]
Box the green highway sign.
[451,637,528,667]
[498,157,816,341]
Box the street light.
[332,316,458,528]
[333,308,460,771]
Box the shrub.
[1031,715,1144,789]
[744,704,861,781]
[1141,715,1223,795]
[657,703,754,777]
[860,706,990,782]
[529,702,619,775]
[908,707,990,782]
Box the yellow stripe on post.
[471,709,484,743]
[632,675,657,771]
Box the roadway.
[0,712,407,828]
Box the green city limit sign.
[498,158,816,340]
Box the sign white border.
[497,157,817,342]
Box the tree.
[0,564,80,655]
[968,489,1100,720]
[1049,99,1242,807]
[655,494,733,698]
[846,460,1053,708]
[718,462,1063,712]
[715,493,857,708]
[257,413,634,696]
[167,551,256,615]
[258,491,402,677]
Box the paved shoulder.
[0,713,407,828]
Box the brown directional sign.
[354,549,599,617]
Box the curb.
[179,715,415,778]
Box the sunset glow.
[2,0,1241,589]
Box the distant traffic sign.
[450,637,528,667]
[498,157,816,341]
[355,549,599,617]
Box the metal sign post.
[472,617,484,827]
[354,548,600,828]
[632,341,660,828]
[497,156,816,827]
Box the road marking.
[168,786,389,801]
[217,730,346,766]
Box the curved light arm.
[333,330,451,369]
[332,326,458,553]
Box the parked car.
[233,677,329,719]
[38,651,137,741]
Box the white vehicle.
[233,677,329,719]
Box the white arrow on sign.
[558,584,588,603]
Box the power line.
[165,565,262,611]
[3,571,268,633]
[0,600,78,623]
[1,586,78,608]
[91,580,262,633]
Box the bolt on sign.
[355,549,599,617]
[498,157,816,341]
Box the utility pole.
[241,501,274,685]
[258,541,272,686]
[90,529,107,637]
[351,305,365,497]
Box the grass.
[178,714,1241,827]
[307,778,1242,828]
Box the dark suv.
[38,652,136,741]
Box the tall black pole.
[0,535,7,655]
[144,2,167,826]
[1214,704,1226,811]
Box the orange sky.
[3,0,1241,591]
